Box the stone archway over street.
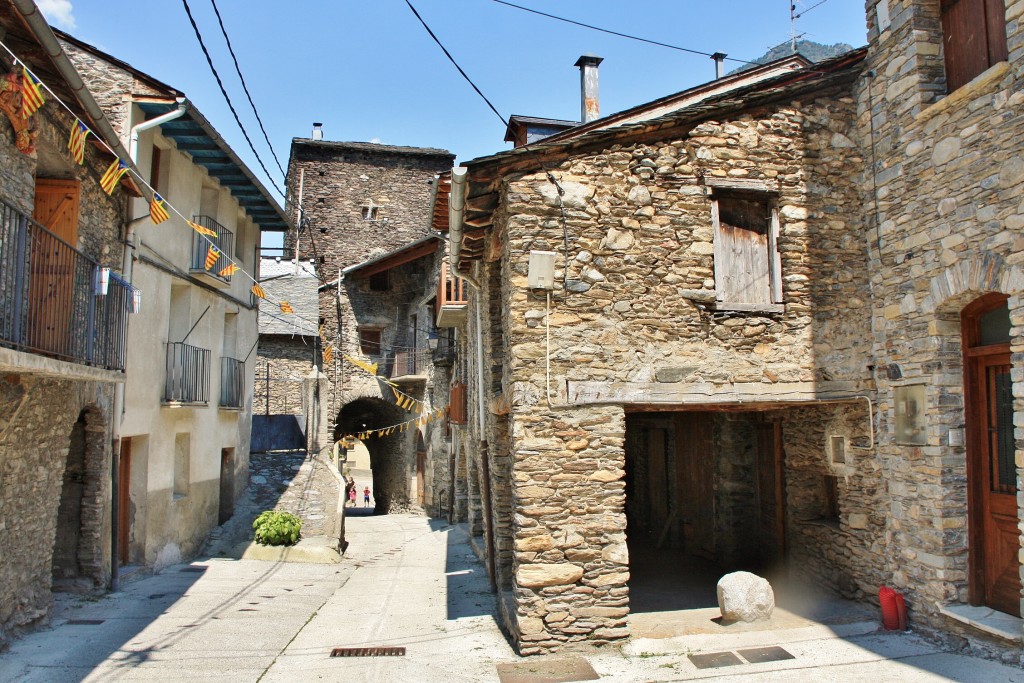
[335,397,410,513]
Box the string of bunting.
[0,41,325,332]
[336,350,432,415]
[345,405,450,441]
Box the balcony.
[220,356,245,409]
[390,349,427,383]
[189,215,234,288]
[0,199,130,373]
[435,262,468,328]
[164,342,210,405]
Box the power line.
[180,0,285,197]
[491,0,761,66]
[795,0,832,19]
[403,0,507,128]
[207,0,287,179]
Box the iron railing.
[0,199,129,371]
[189,215,234,282]
[220,356,245,408]
[435,261,468,327]
[390,350,421,378]
[164,342,210,404]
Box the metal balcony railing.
[220,356,245,408]
[164,342,210,404]
[0,198,130,371]
[189,215,234,283]
[390,349,421,379]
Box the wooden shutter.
[713,195,771,305]
[769,207,782,303]
[31,179,80,351]
[942,0,1007,93]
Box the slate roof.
[258,258,319,336]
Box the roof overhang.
[342,235,441,279]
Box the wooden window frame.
[710,189,783,313]
[940,0,1008,94]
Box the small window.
[359,329,382,356]
[362,202,379,221]
[369,271,389,291]
[150,145,170,196]
[711,192,781,307]
[941,0,1007,93]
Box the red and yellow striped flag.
[251,283,266,299]
[218,263,239,277]
[187,220,217,237]
[20,67,44,118]
[279,301,294,315]
[322,344,333,364]
[205,245,221,270]
[67,119,89,165]
[149,194,170,224]
[99,159,129,195]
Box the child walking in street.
[363,486,371,507]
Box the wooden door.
[416,447,426,507]
[219,449,234,525]
[755,421,786,567]
[118,438,131,566]
[964,295,1021,617]
[675,413,715,558]
[31,179,80,354]
[646,427,670,538]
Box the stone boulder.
[716,571,775,622]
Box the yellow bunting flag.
[392,387,401,401]
[279,301,294,315]
[67,119,89,165]
[322,344,333,364]
[344,354,379,377]
[99,159,129,195]
[218,263,240,277]
[251,283,266,299]
[205,245,221,271]
[188,220,217,237]
[20,67,44,118]
[149,194,170,224]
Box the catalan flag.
[67,119,89,165]
[322,344,333,364]
[149,194,169,224]
[20,67,44,118]
[188,220,217,237]
[218,263,239,277]
[251,283,266,299]
[279,301,294,315]
[205,245,221,271]
[99,159,129,195]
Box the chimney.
[574,54,603,124]
[711,52,727,79]
[311,122,323,141]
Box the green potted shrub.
[252,510,302,546]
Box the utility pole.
[790,2,798,53]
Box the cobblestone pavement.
[204,449,342,557]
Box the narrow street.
[2,506,1022,682]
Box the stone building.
[857,0,1023,653]
[281,134,455,512]
[0,2,133,644]
[59,32,286,571]
[447,50,874,654]
[443,1,1024,661]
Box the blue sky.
[39,0,869,210]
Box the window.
[369,271,389,291]
[361,202,379,221]
[711,192,781,309]
[359,328,382,356]
[941,0,1007,93]
[150,143,170,196]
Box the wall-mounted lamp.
[427,329,439,351]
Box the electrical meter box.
[528,250,557,290]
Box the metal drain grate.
[330,647,406,657]
[67,619,105,625]
[180,566,206,573]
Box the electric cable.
[795,0,832,18]
[207,0,287,179]
[180,0,285,197]
[403,0,507,128]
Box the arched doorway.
[962,294,1021,616]
[335,397,410,513]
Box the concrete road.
[1,513,1021,683]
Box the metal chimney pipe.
[711,52,727,79]
[574,54,603,123]
[312,122,323,140]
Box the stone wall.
[858,0,1024,654]
[478,84,871,652]
[254,336,315,416]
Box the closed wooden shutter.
[942,0,1007,93]
[30,179,80,352]
[713,194,771,305]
